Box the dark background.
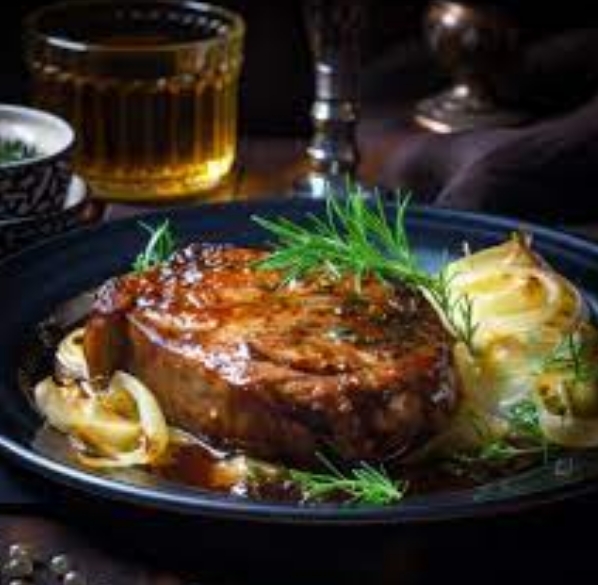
[3,0,598,138]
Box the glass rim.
[24,0,245,55]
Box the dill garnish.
[426,268,479,353]
[289,454,407,505]
[451,400,550,472]
[507,399,544,443]
[133,219,177,272]
[253,192,424,289]
[253,184,479,353]
[0,139,38,165]
[541,331,598,385]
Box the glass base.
[415,85,526,133]
[83,156,236,203]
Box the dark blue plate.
[1,199,598,525]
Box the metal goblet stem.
[295,0,366,198]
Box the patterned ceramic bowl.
[0,175,98,258]
[0,105,74,219]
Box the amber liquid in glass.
[30,33,239,200]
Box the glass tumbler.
[25,0,244,202]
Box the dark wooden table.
[3,119,598,584]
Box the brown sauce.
[153,440,529,503]
[155,443,303,502]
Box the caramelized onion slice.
[35,371,170,468]
[35,377,140,453]
[448,239,582,346]
[55,328,89,382]
[539,409,598,448]
[445,235,595,449]
[535,367,598,447]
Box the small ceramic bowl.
[0,104,74,219]
[0,175,99,258]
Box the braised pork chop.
[84,244,458,464]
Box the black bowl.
[0,175,99,258]
[0,104,74,218]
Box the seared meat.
[84,244,458,464]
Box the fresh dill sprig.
[463,440,522,464]
[507,399,543,442]
[133,219,177,272]
[252,185,479,353]
[253,193,426,289]
[0,139,38,165]
[541,331,598,385]
[289,453,407,505]
[426,268,479,352]
[506,398,552,463]
[451,400,550,470]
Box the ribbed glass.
[25,0,244,201]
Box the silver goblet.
[416,0,525,133]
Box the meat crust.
[84,244,458,464]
